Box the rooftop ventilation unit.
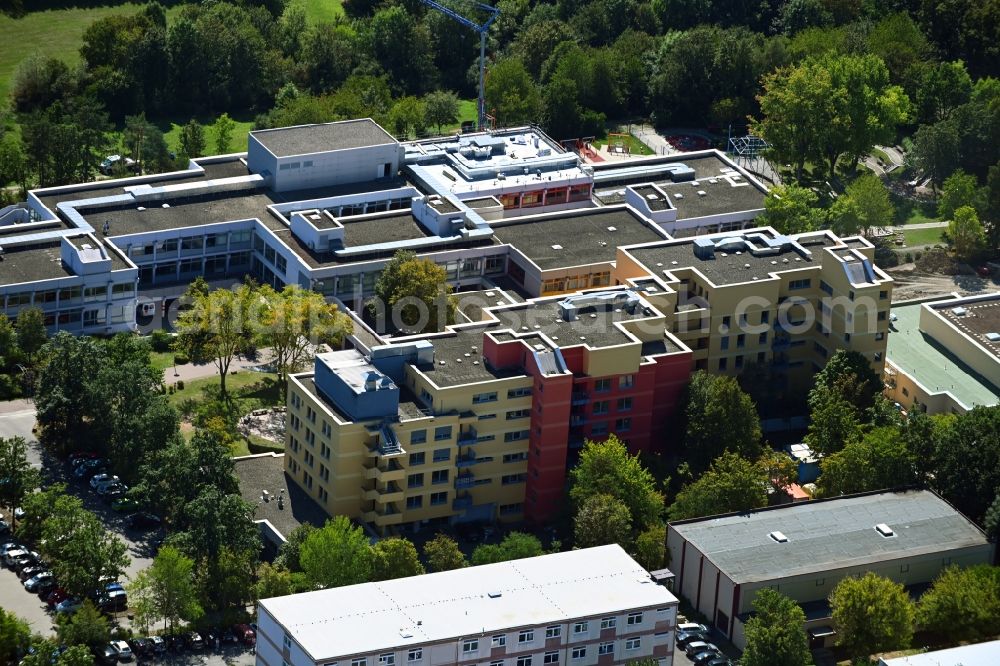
[952,307,968,316]
[875,523,895,538]
[552,244,562,250]
[986,332,1000,342]
[768,531,788,543]
[488,591,502,599]
[607,226,617,232]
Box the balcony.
[374,503,404,527]
[571,392,589,406]
[374,482,405,504]
[570,415,587,427]
[457,428,478,445]
[771,336,790,352]
[453,493,473,510]
[455,473,476,490]
[365,460,406,483]
[457,454,493,468]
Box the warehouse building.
[256,544,679,666]
[666,490,993,650]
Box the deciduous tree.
[949,205,986,260]
[939,170,986,220]
[471,532,544,565]
[817,427,917,496]
[178,118,206,159]
[0,436,39,529]
[485,58,542,126]
[830,174,895,237]
[760,184,825,234]
[300,516,373,588]
[0,607,31,665]
[668,452,768,521]
[55,600,109,652]
[682,371,762,473]
[372,538,426,580]
[146,545,203,634]
[632,525,667,571]
[422,533,468,572]
[14,307,46,364]
[917,565,1000,642]
[176,283,256,395]
[830,573,915,659]
[424,90,460,134]
[214,112,235,154]
[40,501,129,599]
[573,494,632,548]
[741,589,811,666]
[369,250,456,334]
[569,435,663,530]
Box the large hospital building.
[0,119,893,529]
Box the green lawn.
[892,193,942,226]
[159,115,255,155]
[297,0,344,23]
[149,351,176,375]
[902,226,945,248]
[167,371,281,409]
[593,132,654,156]
[0,4,185,109]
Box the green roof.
[886,302,1000,409]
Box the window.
[789,278,811,290]
[619,374,634,389]
[408,473,424,488]
[379,654,395,666]
[431,470,449,484]
[504,430,529,442]
[507,387,532,398]
[625,637,640,651]
[600,617,616,630]
[433,448,451,462]
[617,397,633,411]
[737,334,745,348]
[721,315,731,330]
[719,358,728,371]
[410,430,426,445]
[880,290,888,300]
[352,659,366,666]
[615,417,632,432]
[820,280,833,295]
[545,626,561,639]
[518,630,534,644]
[406,495,422,510]
[499,503,523,515]
[491,635,506,648]
[735,355,744,369]
[503,452,528,463]
[598,643,613,656]
[491,662,504,666]
[571,647,586,660]
[502,473,526,485]
[878,310,887,321]
[573,621,588,634]
[463,639,479,654]
[473,392,497,404]
[543,652,559,664]
[517,658,532,666]
[478,413,497,421]
[761,310,770,324]
[592,400,609,415]
[815,578,825,586]
[627,612,643,626]
[590,422,608,437]
[758,332,768,345]
[283,633,292,650]
[900,563,910,573]
[506,409,530,420]
[594,378,612,392]
[434,426,453,441]
[721,336,730,351]
[407,649,422,662]
[409,452,425,466]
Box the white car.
[111,640,133,662]
[55,597,83,614]
[677,622,709,634]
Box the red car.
[46,588,69,608]
[233,624,255,645]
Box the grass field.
[298,0,344,23]
[892,193,941,226]
[166,371,280,409]
[160,115,256,155]
[593,132,654,156]
[0,4,185,109]
[902,226,945,248]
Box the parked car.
[693,649,723,665]
[110,639,133,662]
[55,597,83,614]
[13,507,24,520]
[74,462,106,480]
[35,577,57,596]
[2,547,27,567]
[185,631,204,650]
[96,479,126,495]
[233,623,256,645]
[677,622,709,634]
[47,588,69,607]
[1,541,22,555]
[99,589,128,613]
[676,630,708,648]
[24,571,53,592]
[686,642,720,658]
[126,512,161,529]
[200,628,218,649]
[97,482,128,499]
[111,497,140,513]
[12,552,42,574]
[18,564,46,581]
[706,658,733,666]
[221,626,238,645]
[102,488,128,504]
[0,517,9,535]
[90,473,119,490]
[127,637,152,657]
[95,643,119,665]
[149,635,166,654]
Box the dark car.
[126,512,162,530]
[686,641,720,659]
[97,482,128,499]
[99,589,128,613]
[149,636,166,654]
[36,577,58,596]
[706,658,733,666]
[221,626,238,645]
[18,564,46,581]
[94,644,118,665]
[47,588,69,608]
[185,631,204,650]
[128,637,153,657]
[0,517,9,535]
[233,623,255,645]
[693,649,723,666]
[12,552,42,573]
[200,629,218,649]
[676,630,708,648]
[23,571,52,591]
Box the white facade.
[256,545,678,666]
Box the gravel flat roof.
[251,120,397,157]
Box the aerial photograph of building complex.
[0,1,998,665]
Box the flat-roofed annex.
[259,544,676,662]
[251,119,397,157]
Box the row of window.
[589,398,632,415]
[404,491,448,509]
[587,418,632,437]
[2,282,135,309]
[129,229,252,258]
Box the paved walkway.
[165,353,271,385]
[0,398,33,416]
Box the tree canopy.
[681,371,763,473]
[830,573,915,659]
[668,452,769,521]
[300,516,373,588]
[916,565,1000,643]
[422,533,468,572]
[741,589,811,666]
[573,493,632,549]
[568,435,663,530]
[369,250,456,334]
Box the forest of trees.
[1,0,998,194]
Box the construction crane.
[419,0,499,131]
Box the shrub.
[173,354,189,365]
[150,329,173,352]
[904,252,913,263]
[914,251,922,261]
[176,380,185,391]
[167,385,175,394]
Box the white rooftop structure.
[878,640,1000,666]
[258,544,676,662]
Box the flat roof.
[594,155,766,220]
[493,208,665,271]
[259,544,676,661]
[0,241,74,285]
[298,376,424,423]
[934,296,1000,359]
[412,326,522,388]
[251,119,397,157]
[670,490,988,584]
[886,302,1000,409]
[625,231,834,286]
[879,640,1000,666]
[233,453,329,541]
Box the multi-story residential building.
[666,490,993,650]
[287,286,692,529]
[256,544,679,666]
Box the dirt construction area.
[887,264,1000,301]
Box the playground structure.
[606,132,632,156]
[727,132,770,174]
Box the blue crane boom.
[419,0,499,131]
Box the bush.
[173,354,189,365]
[176,380,185,391]
[150,329,173,352]
[168,385,175,394]
[904,252,913,263]
[914,251,922,261]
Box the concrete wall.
[920,300,1000,390]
